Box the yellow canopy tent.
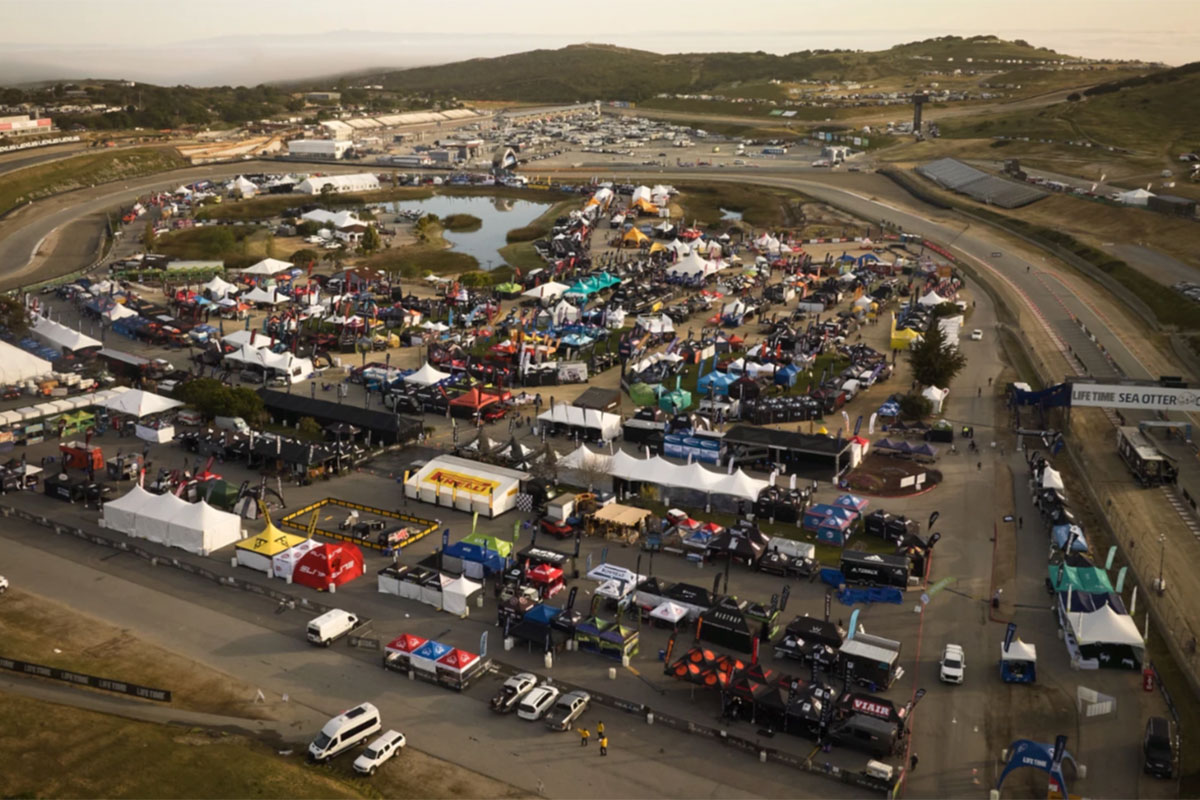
[890,314,922,351]
[235,523,309,574]
[622,227,649,247]
[633,198,659,214]
[649,242,668,254]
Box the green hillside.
[364,36,1079,103]
[939,61,1200,157]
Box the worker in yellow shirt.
[579,727,590,747]
[599,735,608,756]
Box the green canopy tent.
[629,382,661,407]
[463,532,514,559]
[495,282,523,298]
[1047,563,1114,594]
[659,388,692,413]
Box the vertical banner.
[479,631,488,659]
[781,584,791,612]
[442,528,450,549]
[1003,622,1017,653]
[824,589,832,622]
[471,511,479,536]
[512,520,520,544]
[847,608,860,639]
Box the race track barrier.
[278,498,438,551]
[0,655,171,702]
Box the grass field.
[674,182,810,229]
[497,197,578,274]
[0,147,187,217]
[155,225,276,270]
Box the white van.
[306,609,359,647]
[213,415,251,435]
[841,379,862,401]
[764,537,816,561]
[309,702,381,763]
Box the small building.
[287,139,353,160]
[404,455,530,518]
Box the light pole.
[1157,533,1167,594]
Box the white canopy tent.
[1068,604,1145,649]
[523,282,569,300]
[102,389,181,418]
[921,385,949,414]
[103,487,240,555]
[918,291,949,308]
[406,362,453,386]
[103,303,139,322]
[30,316,101,353]
[667,250,717,279]
[0,340,53,384]
[100,484,158,534]
[551,299,580,324]
[650,601,689,626]
[441,575,483,616]
[242,286,290,305]
[1041,467,1065,491]
[240,258,293,277]
[560,446,768,501]
[537,405,622,442]
[203,276,238,298]
[166,499,242,555]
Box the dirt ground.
[0,587,526,799]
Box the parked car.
[517,685,560,721]
[491,672,538,714]
[0,575,8,594]
[308,703,382,763]
[544,690,591,731]
[352,729,406,776]
[939,644,965,684]
[970,329,983,341]
[1144,716,1175,778]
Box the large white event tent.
[102,389,181,418]
[240,258,294,276]
[203,276,238,298]
[560,446,769,502]
[537,405,622,442]
[30,316,102,353]
[667,250,719,279]
[0,340,53,384]
[102,487,242,555]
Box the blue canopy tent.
[697,371,736,397]
[774,363,800,388]
[1051,524,1088,553]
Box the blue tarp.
[837,586,904,606]
[1051,524,1088,553]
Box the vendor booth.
[404,455,529,517]
[101,486,242,556]
[292,542,364,591]
[1001,637,1038,684]
[574,616,639,660]
[698,597,757,654]
[235,524,309,574]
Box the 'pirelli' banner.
[0,655,172,702]
[423,468,498,495]
[1070,382,1200,411]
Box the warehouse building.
[294,173,381,194]
[0,114,53,136]
[287,139,353,160]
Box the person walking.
[597,720,605,739]
[579,727,590,747]
[599,735,608,756]
[1018,516,1023,530]
[910,753,919,771]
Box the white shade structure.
[537,405,622,441]
[102,389,181,418]
[240,258,293,276]
[30,316,101,353]
[203,276,237,298]
[406,363,452,386]
[100,484,157,533]
[0,340,53,384]
[103,488,241,556]
[560,446,768,501]
[523,281,569,299]
[242,286,289,305]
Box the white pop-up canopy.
[102,389,181,418]
[523,281,569,299]
[203,276,238,298]
[406,362,452,386]
[240,258,293,276]
[560,446,768,501]
[242,286,289,305]
[537,405,622,441]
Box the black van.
[829,712,900,757]
[1144,716,1174,778]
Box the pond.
[379,194,551,270]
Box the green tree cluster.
[176,378,266,424]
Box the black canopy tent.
[724,424,854,481]
[258,389,423,445]
[698,597,757,654]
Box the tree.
[907,317,968,389]
[297,416,323,439]
[290,248,320,268]
[898,392,933,420]
[142,221,157,253]
[361,225,382,254]
[319,183,335,201]
[264,232,277,259]
[0,294,28,336]
[176,378,265,424]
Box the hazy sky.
[2,0,1196,84]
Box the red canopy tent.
[449,387,502,419]
[526,563,565,599]
[292,542,364,590]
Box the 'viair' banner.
[1070,382,1200,412]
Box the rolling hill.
[360,36,1080,103]
[939,61,1200,158]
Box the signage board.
[1069,383,1200,411]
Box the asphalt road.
[0,142,89,175]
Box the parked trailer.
[1116,426,1178,487]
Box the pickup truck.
[544,690,591,731]
[490,672,538,713]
